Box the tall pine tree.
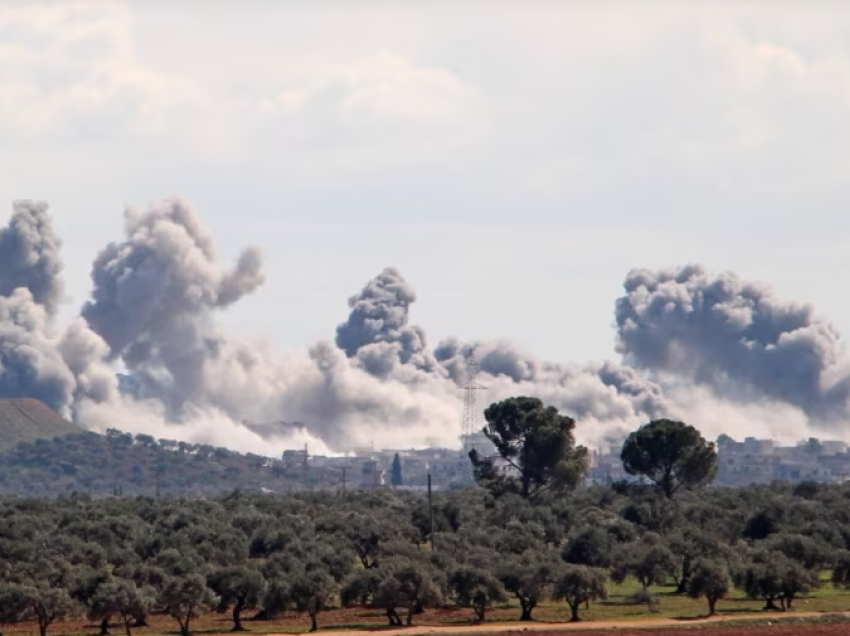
[390,453,404,487]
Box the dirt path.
[257,611,850,636]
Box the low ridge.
[0,398,81,452]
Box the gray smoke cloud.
[81,198,266,415]
[5,196,850,455]
[335,267,439,378]
[0,201,64,313]
[0,204,116,417]
[615,265,850,425]
[337,269,672,441]
[0,289,75,411]
[75,200,457,451]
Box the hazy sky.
[4,1,850,366]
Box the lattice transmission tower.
[461,357,487,452]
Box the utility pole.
[341,466,347,494]
[427,472,435,552]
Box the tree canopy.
[621,419,718,498]
[470,397,589,499]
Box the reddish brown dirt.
[2,610,848,636]
[501,626,850,636]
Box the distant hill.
[0,398,81,452]
[0,428,311,497]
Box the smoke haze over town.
[0,199,848,456]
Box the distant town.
[282,431,850,491]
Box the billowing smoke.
[81,197,266,416]
[0,288,76,411]
[335,267,439,378]
[0,202,116,418]
[2,197,850,456]
[77,200,460,451]
[615,265,850,424]
[0,201,64,313]
[337,270,673,442]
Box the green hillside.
[0,398,81,451]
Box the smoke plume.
[615,265,850,423]
[2,197,850,456]
[0,203,115,418]
[335,267,439,377]
[336,269,673,443]
[81,198,266,416]
[0,201,64,313]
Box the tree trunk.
[676,556,692,594]
[569,602,580,623]
[519,599,534,621]
[786,596,794,609]
[122,614,133,636]
[308,610,318,633]
[708,598,716,617]
[132,612,148,627]
[232,597,246,631]
[764,598,780,611]
[474,602,485,623]
[662,472,675,499]
[101,618,110,636]
[406,603,415,626]
[36,609,49,636]
[178,614,191,636]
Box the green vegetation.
[0,398,80,452]
[469,397,588,500]
[2,473,850,635]
[621,418,718,498]
[390,453,403,488]
[0,428,307,496]
[4,395,850,636]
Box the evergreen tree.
[390,453,404,488]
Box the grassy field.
[2,577,849,636]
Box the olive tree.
[686,559,729,616]
[207,567,265,631]
[496,552,556,621]
[610,538,678,591]
[0,584,76,636]
[552,565,608,623]
[90,580,154,636]
[447,565,508,623]
[159,574,216,636]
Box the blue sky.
[4,1,850,367]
